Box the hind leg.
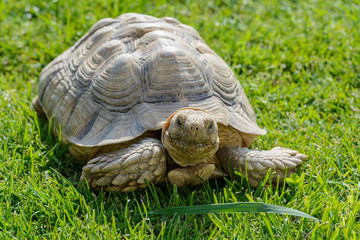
[32,95,46,118]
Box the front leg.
[80,138,166,192]
[217,146,307,188]
[167,163,216,187]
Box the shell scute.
[90,53,142,111]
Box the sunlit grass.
[1,0,359,238]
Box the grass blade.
[147,202,318,221]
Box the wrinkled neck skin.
[161,108,220,167]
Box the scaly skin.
[217,146,307,188]
[80,138,167,192]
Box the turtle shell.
[38,13,266,147]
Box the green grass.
[1,0,359,238]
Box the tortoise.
[32,13,307,192]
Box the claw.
[253,162,267,171]
[272,147,299,156]
[90,162,107,173]
[82,164,95,172]
[94,176,112,186]
[295,154,307,161]
[102,157,124,172]
[112,174,128,186]
[272,159,286,170]
[281,159,297,168]
[263,160,276,169]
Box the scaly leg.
[80,138,166,192]
[31,95,46,118]
[218,146,307,188]
[167,163,216,187]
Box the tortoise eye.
[176,118,182,127]
[208,123,213,132]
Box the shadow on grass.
[34,115,83,183]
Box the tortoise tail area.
[32,95,47,119]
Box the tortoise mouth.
[167,133,217,151]
[163,131,219,167]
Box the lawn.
[1,0,359,239]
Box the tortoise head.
[161,108,219,167]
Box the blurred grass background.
[0,0,359,238]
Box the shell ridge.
[72,18,115,51]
